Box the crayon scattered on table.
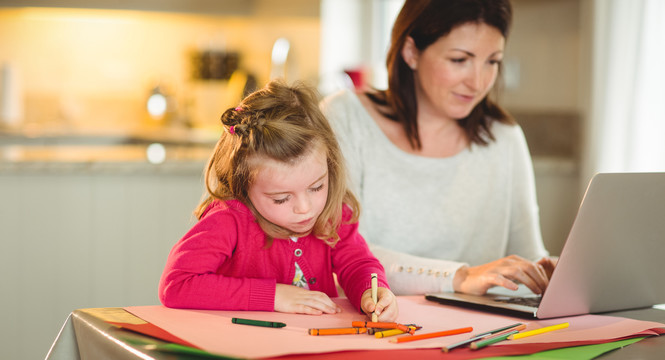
[350,321,415,334]
[308,327,368,336]
[375,326,417,338]
[351,321,398,329]
[231,318,286,328]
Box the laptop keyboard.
[495,296,542,308]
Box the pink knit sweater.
[159,199,388,312]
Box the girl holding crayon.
[159,80,398,321]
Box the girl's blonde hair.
[196,79,359,246]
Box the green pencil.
[470,329,520,350]
[442,322,523,352]
[231,317,286,328]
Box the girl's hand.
[453,255,554,295]
[361,287,398,322]
[274,284,342,315]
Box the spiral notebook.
[426,172,665,319]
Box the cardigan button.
[308,277,316,285]
[294,249,303,257]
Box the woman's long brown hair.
[368,0,515,150]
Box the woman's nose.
[466,65,484,91]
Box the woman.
[320,0,556,296]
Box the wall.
[505,0,585,255]
[504,0,582,112]
[0,7,319,131]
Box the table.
[46,304,665,360]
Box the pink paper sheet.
[125,296,665,359]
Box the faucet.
[270,38,291,80]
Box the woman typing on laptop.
[320,0,557,297]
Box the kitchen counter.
[0,126,217,174]
[0,125,219,146]
[0,144,211,174]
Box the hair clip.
[235,106,243,112]
[228,125,236,135]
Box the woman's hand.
[274,284,342,315]
[453,255,557,295]
[361,287,398,322]
[536,256,558,279]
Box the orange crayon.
[396,323,416,335]
[351,321,397,329]
[351,321,416,334]
[308,327,368,336]
[352,321,397,328]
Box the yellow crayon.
[374,326,416,338]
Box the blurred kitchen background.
[1,0,663,359]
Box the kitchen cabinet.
[0,0,319,17]
[0,159,206,359]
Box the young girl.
[159,80,398,320]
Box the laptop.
[426,172,665,319]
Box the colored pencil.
[442,323,524,352]
[473,322,525,338]
[470,329,520,350]
[308,327,368,335]
[231,318,286,328]
[508,322,569,340]
[389,326,473,343]
[371,273,378,322]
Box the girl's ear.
[401,36,419,71]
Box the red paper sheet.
[108,321,200,349]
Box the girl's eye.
[489,59,502,66]
[450,58,467,64]
[310,184,325,192]
[273,197,289,205]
